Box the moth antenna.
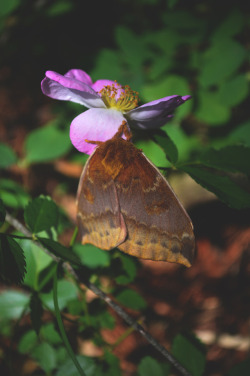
[85,139,103,146]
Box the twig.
[5,212,191,376]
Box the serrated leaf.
[199,146,250,175]
[30,292,43,334]
[181,164,250,209]
[0,143,17,168]
[24,196,59,233]
[0,234,26,284]
[25,123,71,164]
[172,334,206,376]
[0,199,6,226]
[116,289,146,310]
[38,237,81,266]
[17,239,52,289]
[138,356,165,376]
[73,243,110,268]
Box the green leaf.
[0,143,17,168]
[115,253,137,285]
[0,234,26,284]
[212,9,244,39]
[17,239,52,289]
[181,164,250,209]
[25,122,71,164]
[41,323,62,345]
[0,178,29,208]
[115,26,148,70]
[91,49,123,83]
[135,138,170,168]
[56,356,97,376]
[227,122,250,147]
[18,330,38,354]
[152,130,178,164]
[199,146,250,175]
[24,195,59,233]
[103,350,122,376]
[195,90,230,126]
[0,290,29,320]
[0,0,20,17]
[73,243,110,268]
[218,74,248,107]
[0,199,6,226]
[138,356,165,376]
[30,292,43,334]
[200,38,246,87]
[172,334,206,376]
[38,237,81,266]
[32,342,57,373]
[40,279,78,310]
[47,0,73,16]
[115,289,146,310]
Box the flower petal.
[64,69,93,85]
[70,108,126,154]
[41,71,105,108]
[127,95,191,128]
[91,79,117,93]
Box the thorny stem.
[6,212,191,376]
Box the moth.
[76,121,195,267]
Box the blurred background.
[0,0,250,375]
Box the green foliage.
[172,334,206,376]
[0,178,30,209]
[1,1,250,375]
[0,143,17,167]
[115,288,147,310]
[24,122,72,164]
[0,234,26,284]
[138,356,166,376]
[24,195,59,233]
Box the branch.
[6,212,191,376]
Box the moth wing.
[76,150,127,250]
[116,151,195,267]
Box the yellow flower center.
[99,82,139,112]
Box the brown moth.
[76,121,195,267]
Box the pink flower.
[41,69,191,155]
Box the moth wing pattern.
[113,144,195,267]
[76,150,127,250]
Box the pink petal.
[41,71,105,108]
[64,69,93,85]
[70,108,126,154]
[91,79,117,93]
[127,95,191,128]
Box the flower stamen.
[99,82,139,112]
